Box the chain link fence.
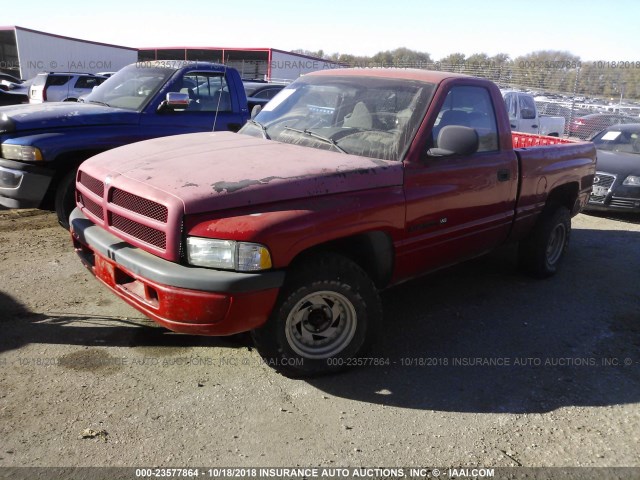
[336,61,640,139]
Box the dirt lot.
[0,208,638,471]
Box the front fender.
[1,126,151,164]
[184,187,406,269]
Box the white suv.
[28,72,106,103]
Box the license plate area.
[591,185,610,197]
[114,266,159,308]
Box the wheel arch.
[287,231,395,289]
[544,181,580,216]
[40,149,105,209]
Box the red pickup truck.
[70,69,596,376]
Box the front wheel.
[251,253,381,377]
[518,206,571,278]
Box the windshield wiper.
[87,100,110,107]
[283,126,346,154]
[247,119,270,139]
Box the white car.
[28,72,106,103]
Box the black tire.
[518,206,571,278]
[251,253,382,377]
[54,169,77,230]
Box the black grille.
[78,171,104,196]
[610,197,639,209]
[110,212,166,249]
[589,172,616,204]
[78,192,104,221]
[110,188,168,223]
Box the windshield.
[592,127,640,155]
[239,75,435,161]
[83,64,175,111]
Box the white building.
[0,26,138,80]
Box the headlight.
[1,144,43,161]
[186,237,272,271]
[622,175,640,186]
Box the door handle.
[497,169,510,182]
[532,125,538,129]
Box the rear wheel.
[518,206,571,277]
[251,253,381,377]
[54,169,77,229]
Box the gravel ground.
[0,208,638,472]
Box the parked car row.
[0,68,287,106]
[0,72,25,93]
[569,113,638,139]
[0,72,23,84]
[0,89,28,106]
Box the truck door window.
[518,95,537,120]
[505,94,517,119]
[181,73,231,112]
[433,86,499,152]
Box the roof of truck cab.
[307,68,472,83]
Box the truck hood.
[83,131,403,214]
[596,149,640,177]
[0,103,139,132]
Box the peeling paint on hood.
[81,131,404,215]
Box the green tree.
[440,53,466,72]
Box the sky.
[3,0,640,61]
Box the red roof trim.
[138,47,272,52]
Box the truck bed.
[512,131,574,148]
[510,131,596,239]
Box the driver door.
[397,84,518,280]
[141,71,244,134]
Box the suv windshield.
[83,64,175,111]
[239,75,435,161]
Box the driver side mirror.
[427,125,479,157]
[251,104,262,119]
[157,92,190,112]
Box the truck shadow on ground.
[0,294,248,355]
[308,227,640,413]
[1,226,638,414]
